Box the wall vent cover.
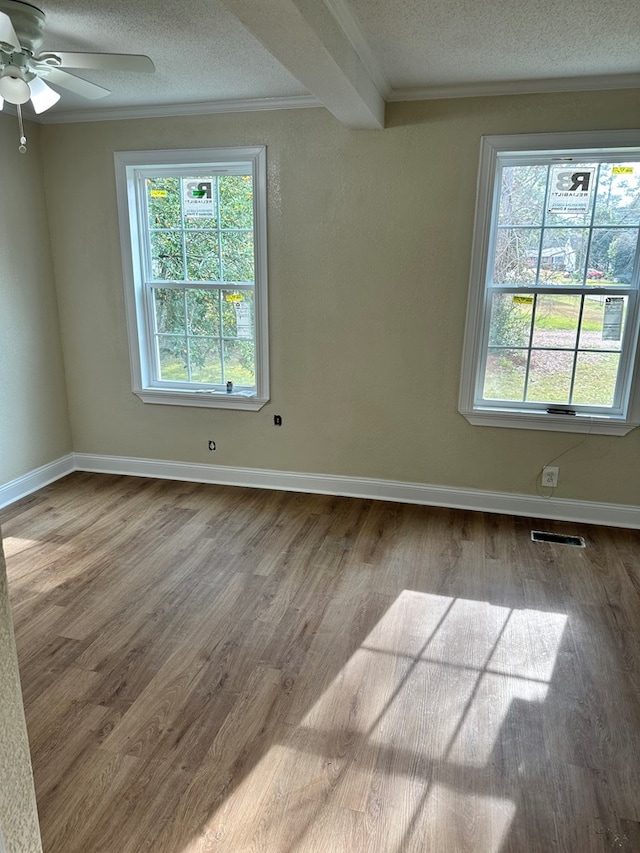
[531,530,586,547]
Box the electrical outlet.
[208,440,216,451]
[542,466,559,488]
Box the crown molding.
[34,94,322,125]
[18,72,640,126]
[388,73,640,102]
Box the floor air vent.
[531,530,586,547]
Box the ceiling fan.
[0,0,154,146]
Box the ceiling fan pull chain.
[16,103,26,153]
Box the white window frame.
[459,130,640,436]
[114,147,269,410]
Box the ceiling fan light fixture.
[0,66,30,103]
[0,10,21,52]
[29,75,59,113]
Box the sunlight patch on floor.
[420,784,516,851]
[2,536,37,557]
[183,590,567,852]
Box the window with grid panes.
[115,147,269,410]
[459,132,640,435]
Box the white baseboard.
[0,454,76,511]
[1,452,637,529]
[72,453,640,530]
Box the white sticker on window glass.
[547,166,596,214]
[235,303,252,339]
[603,296,624,341]
[181,179,215,217]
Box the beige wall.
[41,90,640,506]
[0,118,63,848]
[0,117,72,487]
[0,537,42,853]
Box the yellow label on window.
[612,166,634,174]
[225,294,243,302]
[513,295,534,304]
[150,189,168,198]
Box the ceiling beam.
[219,0,385,129]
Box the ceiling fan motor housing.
[0,0,45,54]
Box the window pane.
[587,228,638,285]
[223,340,256,387]
[188,339,222,384]
[586,228,611,282]
[221,231,254,282]
[185,231,220,281]
[572,352,620,406]
[150,231,184,281]
[532,294,580,349]
[492,228,540,284]
[186,289,220,337]
[487,294,532,347]
[497,165,546,226]
[219,175,253,229]
[154,289,185,334]
[157,335,187,380]
[146,177,180,228]
[483,349,527,401]
[525,351,573,403]
[539,228,588,285]
[594,163,640,226]
[578,295,627,351]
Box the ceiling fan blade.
[43,52,155,73]
[29,76,60,114]
[40,67,110,100]
[0,10,21,50]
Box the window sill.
[460,407,637,436]
[135,388,268,411]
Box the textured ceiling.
[3,0,640,125]
[349,0,640,88]
[27,0,309,110]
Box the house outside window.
[459,131,640,435]
[114,147,269,410]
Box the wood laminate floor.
[2,473,640,852]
